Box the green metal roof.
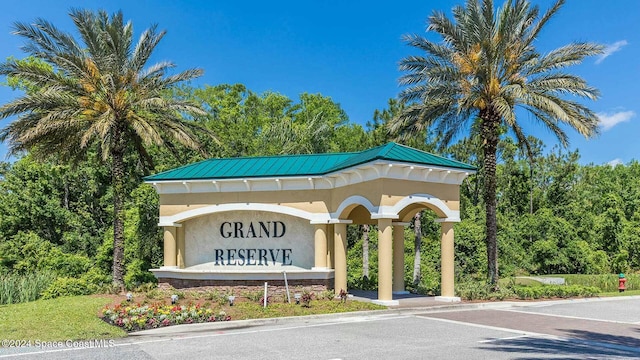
[144,142,476,182]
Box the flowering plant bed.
[102,302,231,332]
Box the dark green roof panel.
[145,142,476,182]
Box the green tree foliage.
[0,10,207,286]
[0,63,636,298]
[390,0,603,285]
[0,76,636,297]
[180,83,367,157]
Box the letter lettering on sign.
[273,221,286,238]
[214,249,224,265]
[227,249,237,265]
[259,222,270,238]
[247,223,257,238]
[282,248,292,265]
[220,222,232,238]
[258,249,267,266]
[234,222,244,238]
[247,249,256,265]
[237,248,246,266]
[269,249,281,266]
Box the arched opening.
[329,193,460,305]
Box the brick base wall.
[157,277,334,296]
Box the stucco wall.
[158,178,460,219]
[183,210,314,269]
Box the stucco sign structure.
[145,142,475,305]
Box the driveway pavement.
[1,296,639,359]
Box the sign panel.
[184,211,314,269]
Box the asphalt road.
[2,297,640,359]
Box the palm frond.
[391,0,601,150]
[0,9,208,167]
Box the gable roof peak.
[144,142,475,182]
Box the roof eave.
[145,160,475,195]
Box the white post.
[263,282,268,308]
[283,271,291,304]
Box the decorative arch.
[158,203,330,226]
[333,195,378,219]
[377,193,459,222]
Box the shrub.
[80,268,112,290]
[512,284,600,300]
[40,277,97,299]
[258,295,273,305]
[348,275,378,291]
[202,290,229,305]
[300,292,314,307]
[134,282,158,293]
[558,274,638,292]
[456,279,491,300]
[1,232,51,273]
[124,259,157,290]
[319,290,336,300]
[144,288,165,301]
[242,289,263,302]
[41,248,91,277]
[456,277,600,301]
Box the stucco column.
[375,218,398,305]
[392,223,409,294]
[177,226,185,269]
[163,226,178,268]
[314,224,328,269]
[327,225,335,269]
[334,223,348,294]
[436,221,460,302]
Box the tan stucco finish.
[158,178,460,219]
[155,166,466,303]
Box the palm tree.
[412,212,422,287]
[362,224,370,278]
[0,10,207,287]
[390,0,602,285]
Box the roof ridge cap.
[214,151,356,161]
[376,142,397,158]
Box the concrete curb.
[127,295,640,338]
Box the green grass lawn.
[546,274,638,292]
[0,293,384,342]
[0,296,126,342]
[599,289,640,297]
[225,298,385,320]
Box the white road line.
[0,315,412,358]
[414,314,554,338]
[477,334,531,343]
[495,308,636,324]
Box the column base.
[312,267,330,270]
[392,290,410,295]
[372,299,400,306]
[160,266,179,270]
[435,296,461,303]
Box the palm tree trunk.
[481,109,500,287]
[529,163,534,243]
[412,212,422,287]
[111,123,126,288]
[362,224,369,278]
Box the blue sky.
[0,0,638,165]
